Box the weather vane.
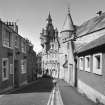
[67,3,71,13]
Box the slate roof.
[61,10,74,32]
[76,12,105,37]
[75,12,105,53]
[76,34,105,53]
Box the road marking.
[47,87,55,105]
[47,89,53,105]
[56,87,64,105]
[46,87,64,105]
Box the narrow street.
[0,78,54,105]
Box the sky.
[0,0,105,53]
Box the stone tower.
[40,13,57,52]
[40,13,60,77]
[59,8,76,86]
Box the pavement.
[55,79,97,105]
[0,78,54,105]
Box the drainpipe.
[74,52,78,87]
[13,36,15,88]
[71,31,78,87]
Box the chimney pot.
[97,10,102,16]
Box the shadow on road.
[7,78,54,95]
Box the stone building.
[0,20,28,90]
[59,9,105,104]
[76,11,105,104]
[40,13,60,78]
[0,19,37,92]
[36,52,42,76]
[27,41,37,82]
[59,9,76,86]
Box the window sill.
[21,72,26,74]
[93,69,102,76]
[21,51,26,54]
[3,44,13,49]
[79,67,83,71]
[85,68,90,72]
[2,77,8,81]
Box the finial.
[67,2,71,14]
[68,7,70,14]
[47,11,52,22]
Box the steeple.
[61,8,74,32]
[46,12,54,34]
[46,12,52,24]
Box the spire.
[47,12,52,23]
[61,8,74,32]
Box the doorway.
[14,60,19,88]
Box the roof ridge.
[80,12,105,27]
[77,11,105,36]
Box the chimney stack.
[96,10,102,16]
[6,21,18,33]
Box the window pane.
[96,55,100,69]
[86,57,90,68]
[2,59,8,80]
[3,68,6,78]
[3,61,6,66]
[80,58,83,67]
[87,57,90,68]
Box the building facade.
[27,41,37,82]
[58,10,105,104]
[76,12,105,104]
[77,35,105,104]
[0,19,37,92]
[40,10,105,104]
[36,52,42,76]
[40,13,60,78]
